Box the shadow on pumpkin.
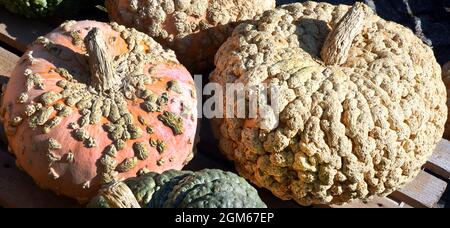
[31,42,91,84]
[161,22,239,76]
[293,18,331,59]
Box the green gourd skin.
[0,0,102,18]
[88,169,267,208]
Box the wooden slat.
[0,46,19,78]
[0,149,79,208]
[0,8,52,52]
[0,47,19,145]
[0,13,21,156]
[326,196,409,208]
[424,139,450,179]
[390,171,448,208]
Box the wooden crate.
[0,8,448,208]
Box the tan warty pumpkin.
[105,0,276,73]
[0,20,198,202]
[210,2,447,205]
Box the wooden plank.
[390,171,448,208]
[0,8,53,52]
[0,45,19,78]
[0,46,19,145]
[0,149,80,208]
[424,139,450,179]
[327,196,407,208]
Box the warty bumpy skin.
[88,169,267,208]
[210,2,447,205]
[105,0,276,73]
[0,20,198,202]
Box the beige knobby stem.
[85,28,119,92]
[321,2,371,66]
[100,181,141,208]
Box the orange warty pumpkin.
[105,0,276,73]
[0,20,198,202]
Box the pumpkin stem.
[321,2,371,66]
[100,181,141,208]
[85,28,118,92]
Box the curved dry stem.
[85,28,119,92]
[321,2,371,65]
[100,181,141,208]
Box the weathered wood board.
[326,196,411,208]
[390,171,447,208]
[0,150,80,208]
[0,46,18,78]
[424,140,450,179]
